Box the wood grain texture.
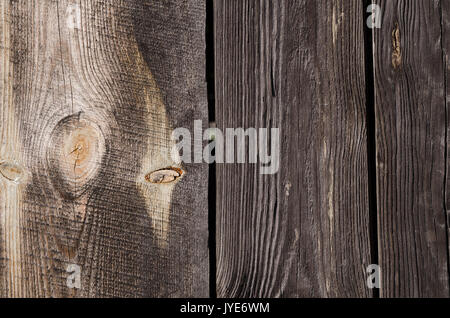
[373,0,449,297]
[443,0,450,282]
[215,0,372,297]
[0,0,208,297]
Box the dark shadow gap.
[206,0,217,298]
[363,0,380,299]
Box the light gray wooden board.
[215,0,372,297]
[373,0,449,297]
[0,0,208,297]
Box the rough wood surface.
[1,0,449,299]
[443,0,450,283]
[373,0,449,297]
[0,0,208,297]
[215,0,372,297]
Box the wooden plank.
[443,0,450,280]
[0,0,208,297]
[373,0,449,297]
[215,0,372,297]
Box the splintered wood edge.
[145,167,184,184]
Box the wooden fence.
[0,0,449,298]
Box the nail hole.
[145,167,184,184]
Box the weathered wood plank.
[443,0,450,280]
[0,0,208,297]
[215,0,372,297]
[373,0,449,297]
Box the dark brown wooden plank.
[215,0,372,297]
[0,0,208,297]
[373,0,449,297]
[443,0,450,280]
[442,0,450,290]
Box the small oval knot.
[0,161,24,183]
[145,167,183,184]
[47,113,106,199]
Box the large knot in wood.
[46,113,106,199]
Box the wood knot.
[392,22,402,70]
[0,161,24,183]
[145,167,183,184]
[47,114,106,199]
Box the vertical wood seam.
[206,0,217,298]
[363,0,379,299]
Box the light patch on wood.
[332,2,344,46]
[66,3,81,30]
[0,0,30,297]
[332,6,337,45]
[324,138,334,259]
[324,138,335,296]
[132,49,182,248]
[327,163,334,243]
[392,22,402,69]
[284,182,291,197]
